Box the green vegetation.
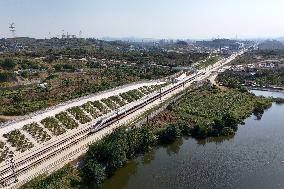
[21,83,273,188]
[0,59,17,70]
[218,69,284,88]
[92,101,110,114]
[127,89,144,99]
[253,100,273,120]
[41,117,66,136]
[109,96,126,107]
[119,89,144,103]
[22,126,156,189]
[197,55,221,69]
[138,87,151,95]
[157,124,181,144]
[0,141,9,163]
[55,112,79,129]
[0,58,176,117]
[119,92,136,103]
[274,97,284,104]
[0,71,16,82]
[23,123,51,143]
[149,83,272,138]
[82,126,156,186]
[67,107,92,124]
[101,98,119,110]
[20,164,81,189]
[81,102,99,118]
[3,130,34,152]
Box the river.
[101,90,284,189]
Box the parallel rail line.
[0,72,202,186]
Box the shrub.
[120,92,135,102]
[3,130,34,152]
[274,97,284,104]
[253,100,272,119]
[41,117,66,136]
[55,112,79,129]
[86,127,155,177]
[67,107,92,124]
[92,101,110,114]
[23,122,51,143]
[81,102,99,118]
[138,87,150,95]
[178,122,192,136]
[0,71,16,82]
[126,89,144,100]
[20,164,81,189]
[109,96,126,107]
[192,121,209,139]
[101,98,119,110]
[0,141,9,163]
[0,59,17,70]
[158,124,181,144]
[81,159,105,187]
[221,127,235,136]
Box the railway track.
[0,72,203,187]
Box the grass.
[3,130,34,152]
[67,107,92,124]
[92,101,110,114]
[55,112,79,129]
[23,122,51,143]
[81,102,99,118]
[41,117,66,136]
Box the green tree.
[20,165,80,189]
[222,112,239,131]
[0,59,17,70]
[192,121,209,139]
[81,159,105,188]
[158,124,181,144]
[0,71,16,82]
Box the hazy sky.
[0,0,284,39]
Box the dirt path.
[208,73,226,90]
[0,115,25,122]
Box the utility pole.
[9,23,16,38]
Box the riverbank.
[149,83,272,137]
[247,86,284,92]
[101,90,284,189]
[19,84,274,189]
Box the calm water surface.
[101,90,284,189]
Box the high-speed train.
[90,72,205,133]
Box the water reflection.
[101,160,139,189]
[141,149,155,165]
[196,134,235,145]
[166,137,183,155]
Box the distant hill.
[176,40,188,46]
[258,40,284,50]
[101,37,157,42]
[277,37,284,42]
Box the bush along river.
[101,90,284,189]
[19,86,283,189]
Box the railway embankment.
[19,80,273,189]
